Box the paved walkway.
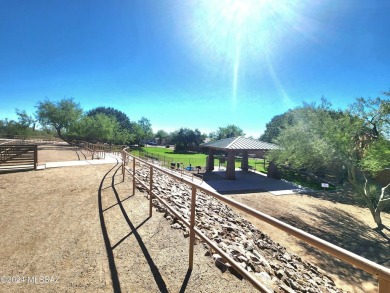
[38,153,121,170]
[201,168,303,195]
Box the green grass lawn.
[131,147,208,168]
[131,147,268,173]
[132,147,332,190]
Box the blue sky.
[1,0,389,137]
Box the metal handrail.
[78,141,126,160]
[0,144,37,170]
[121,149,390,292]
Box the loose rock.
[134,165,344,293]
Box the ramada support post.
[241,150,249,172]
[207,149,214,171]
[226,150,236,180]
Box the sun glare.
[186,0,310,105]
[190,0,292,60]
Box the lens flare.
[185,0,313,106]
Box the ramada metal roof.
[201,136,278,151]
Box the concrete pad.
[202,169,303,195]
[45,154,121,169]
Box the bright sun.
[190,0,298,60]
[186,0,309,104]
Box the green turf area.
[130,147,269,173]
[131,147,333,190]
[131,147,208,168]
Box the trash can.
[171,162,175,169]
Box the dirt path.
[37,143,90,163]
[0,158,257,292]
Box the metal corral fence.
[121,148,390,293]
[0,144,38,171]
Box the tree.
[361,139,390,174]
[1,108,40,137]
[16,109,36,131]
[86,107,131,130]
[349,94,390,228]
[171,128,205,152]
[260,111,294,143]
[155,129,170,145]
[1,115,56,138]
[0,119,21,137]
[136,117,153,145]
[348,93,390,139]
[359,139,390,227]
[36,98,82,142]
[267,96,390,229]
[70,114,128,143]
[211,124,245,140]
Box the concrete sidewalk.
[38,153,122,170]
[201,168,303,195]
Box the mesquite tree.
[267,94,390,229]
[36,98,82,142]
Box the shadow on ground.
[277,205,390,291]
[98,163,122,292]
[97,161,195,293]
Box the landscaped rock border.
[133,166,343,293]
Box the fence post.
[149,166,153,217]
[189,185,196,270]
[379,278,390,293]
[122,150,125,181]
[132,157,136,196]
[34,145,38,170]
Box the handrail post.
[379,278,390,293]
[149,165,153,217]
[132,157,136,196]
[189,185,196,270]
[122,150,125,182]
[34,145,38,170]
